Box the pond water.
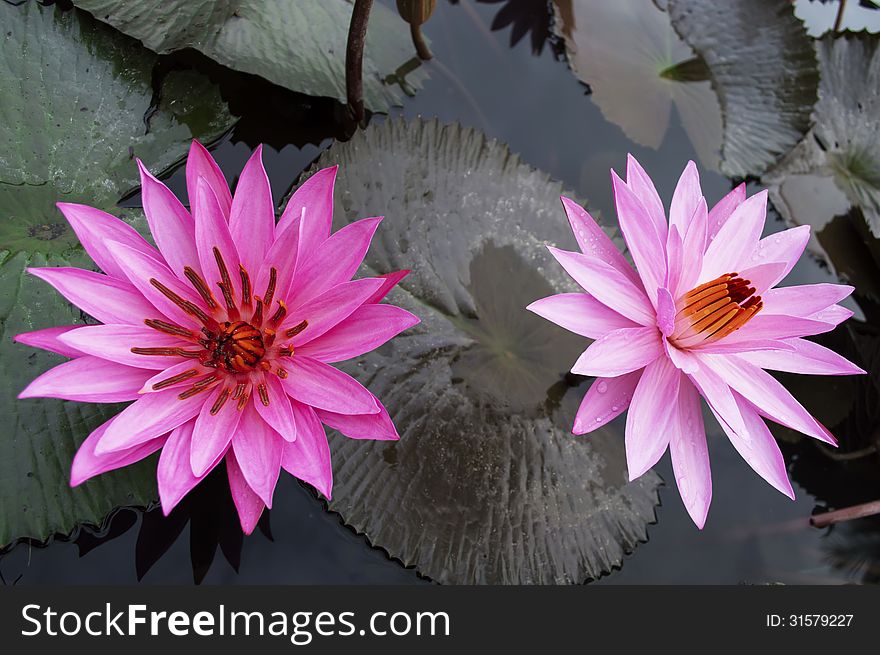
[2,0,880,585]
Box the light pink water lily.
[16,141,419,533]
[527,155,864,528]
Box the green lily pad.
[71,0,427,112]
[0,1,234,548]
[763,34,880,281]
[299,118,661,584]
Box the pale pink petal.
[95,388,204,454]
[700,190,768,281]
[742,225,811,286]
[364,269,411,304]
[138,159,201,280]
[109,241,207,328]
[226,451,266,535]
[229,145,275,275]
[717,314,835,345]
[572,370,642,435]
[625,154,667,241]
[711,394,795,499]
[669,160,702,238]
[254,374,297,441]
[190,385,245,477]
[736,338,865,376]
[140,361,215,393]
[761,283,854,317]
[707,183,746,240]
[186,140,231,219]
[287,217,383,308]
[624,357,680,479]
[19,356,152,402]
[700,354,836,445]
[57,203,157,281]
[277,165,337,257]
[71,417,167,486]
[692,339,796,355]
[232,403,283,507]
[686,358,748,438]
[611,171,666,307]
[281,356,379,415]
[14,326,84,358]
[28,267,156,326]
[194,177,242,300]
[655,287,676,337]
[317,396,399,440]
[547,247,655,325]
[296,304,420,363]
[571,326,662,377]
[560,196,643,289]
[736,261,788,296]
[678,198,708,293]
[665,224,683,296]
[158,421,216,515]
[526,293,639,339]
[58,325,190,369]
[809,305,853,326]
[284,278,385,346]
[281,401,333,498]
[668,377,712,528]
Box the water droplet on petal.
[596,381,608,394]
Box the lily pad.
[71,0,427,112]
[299,118,661,584]
[0,1,234,548]
[763,34,880,278]
[551,0,817,177]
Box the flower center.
[204,320,266,372]
[669,272,762,349]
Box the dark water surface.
[3,0,880,585]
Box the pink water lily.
[16,141,419,533]
[527,155,864,528]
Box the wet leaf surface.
[299,118,661,584]
[0,1,233,548]
[70,0,428,112]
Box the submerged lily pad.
[0,1,233,548]
[763,34,880,279]
[71,0,427,112]
[300,118,661,584]
[551,0,817,177]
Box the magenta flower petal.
[27,267,156,326]
[571,326,662,377]
[256,216,302,306]
[194,177,243,300]
[285,278,385,346]
[139,361,215,394]
[700,190,768,281]
[288,216,383,308]
[57,203,157,281]
[226,451,266,535]
[253,374,297,441]
[572,370,642,435]
[138,159,201,281]
[625,357,680,479]
[296,304,420,363]
[668,378,711,528]
[59,325,190,369]
[229,145,275,274]
[526,293,639,339]
[281,355,380,415]
[547,247,654,325]
[626,154,667,241]
[611,170,666,305]
[281,401,333,498]
[706,182,746,239]
[14,326,84,358]
[560,196,644,289]
[232,404,282,507]
[19,356,152,402]
[96,389,204,454]
[190,385,244,477]
[157,421,210,515]
[317,397,400,441]
[186,140,231,219]
[668,160,702,238]
[277,165,338,256]
[364,269,411,304]
[71,418,167,487]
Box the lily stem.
[810,498,880,528]
[411,23,433,60]
[346,0,374,124]
[833,0,847,32]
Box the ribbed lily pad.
[300,118,661,584]
[551,0,817,177]
[71,0,427,112]
[0,1,233,548]
[764,34,880,289]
